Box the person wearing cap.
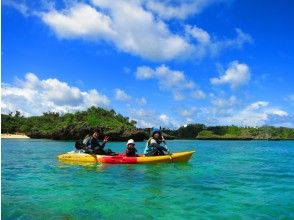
[125,139,138,157]
[144,128,170,156]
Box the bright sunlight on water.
[2,139,294,219]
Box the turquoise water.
[2,139,294,219]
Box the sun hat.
[126,139,135,145]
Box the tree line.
[162,124,294,140]
[2,107,294,140]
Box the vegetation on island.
[1,107,147,141]
[164,124,294,140]
[1,107,294,140]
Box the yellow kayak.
[57,151,195,164]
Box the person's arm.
[144,139,152,154]
[161,136,170,153]
[99,136,109,149]
[99,142,105,149]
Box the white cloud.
[40,1,190,61]
[3,0,29,16]
[211,96,237,109]
[136,66,154,79]
[214,101,288,127]
[5,1,252,61]
[211,28,253,54]
[42,3,116,39]
[136,64,200,100]
[114,88,130,101]
[191,90,206,99]
[34,1,251,61]
[159,114,169,123]
[126,108,155,128]
[185,25,210,43]
[210,60,250,89]
[173,91,185,101]
[206,95,238,117]
[159,113,179,128]
[186,27,252,58]
[155,65,195,90]
[1,73,110,116]
[248,101,268,110]
[137,97,147,105]
[127,107,179,128]
[177,107,197,117]
[265,109,288,117]
[145,0,219,20]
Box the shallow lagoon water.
[2,139,294,219]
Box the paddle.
[162,135,173,163]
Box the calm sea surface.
[2,139,294,219]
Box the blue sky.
[2,0,294,128]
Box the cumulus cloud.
[177,107,197,117]
[1,73,110,116]
[159,114,169,124]
[214,101,288,127]
[210,60,251,89]
[210,28,253,54]
[136,64,203,100]
[185,25,211,44]
[40,1,190,61]
[211,96,237,109]
[206,95,238,117]
[248,101,268,110]
[2,0,29,16]
[137,97,147,105]
[136,65,194,91]
[173,91,185,101]
[42,3,116,39]
[5,0,252,61]
[191,90,206,99]
[127,107,178,128]
[114,88,130,101]
[185,26,252,58]
[145,0,220,20]
[136,66,154,79]
[7,0,250,61]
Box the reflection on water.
[58,160,113,172]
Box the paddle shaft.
[162,135,173,163]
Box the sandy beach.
[1,133,30,139]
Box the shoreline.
[1,133,30,139]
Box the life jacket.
[147,137,162,145]
[82,135,92,146]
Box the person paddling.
[125,139,138,157]
[83,130,115,155]
[144,128,170,156]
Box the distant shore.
[1,133,30,139]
